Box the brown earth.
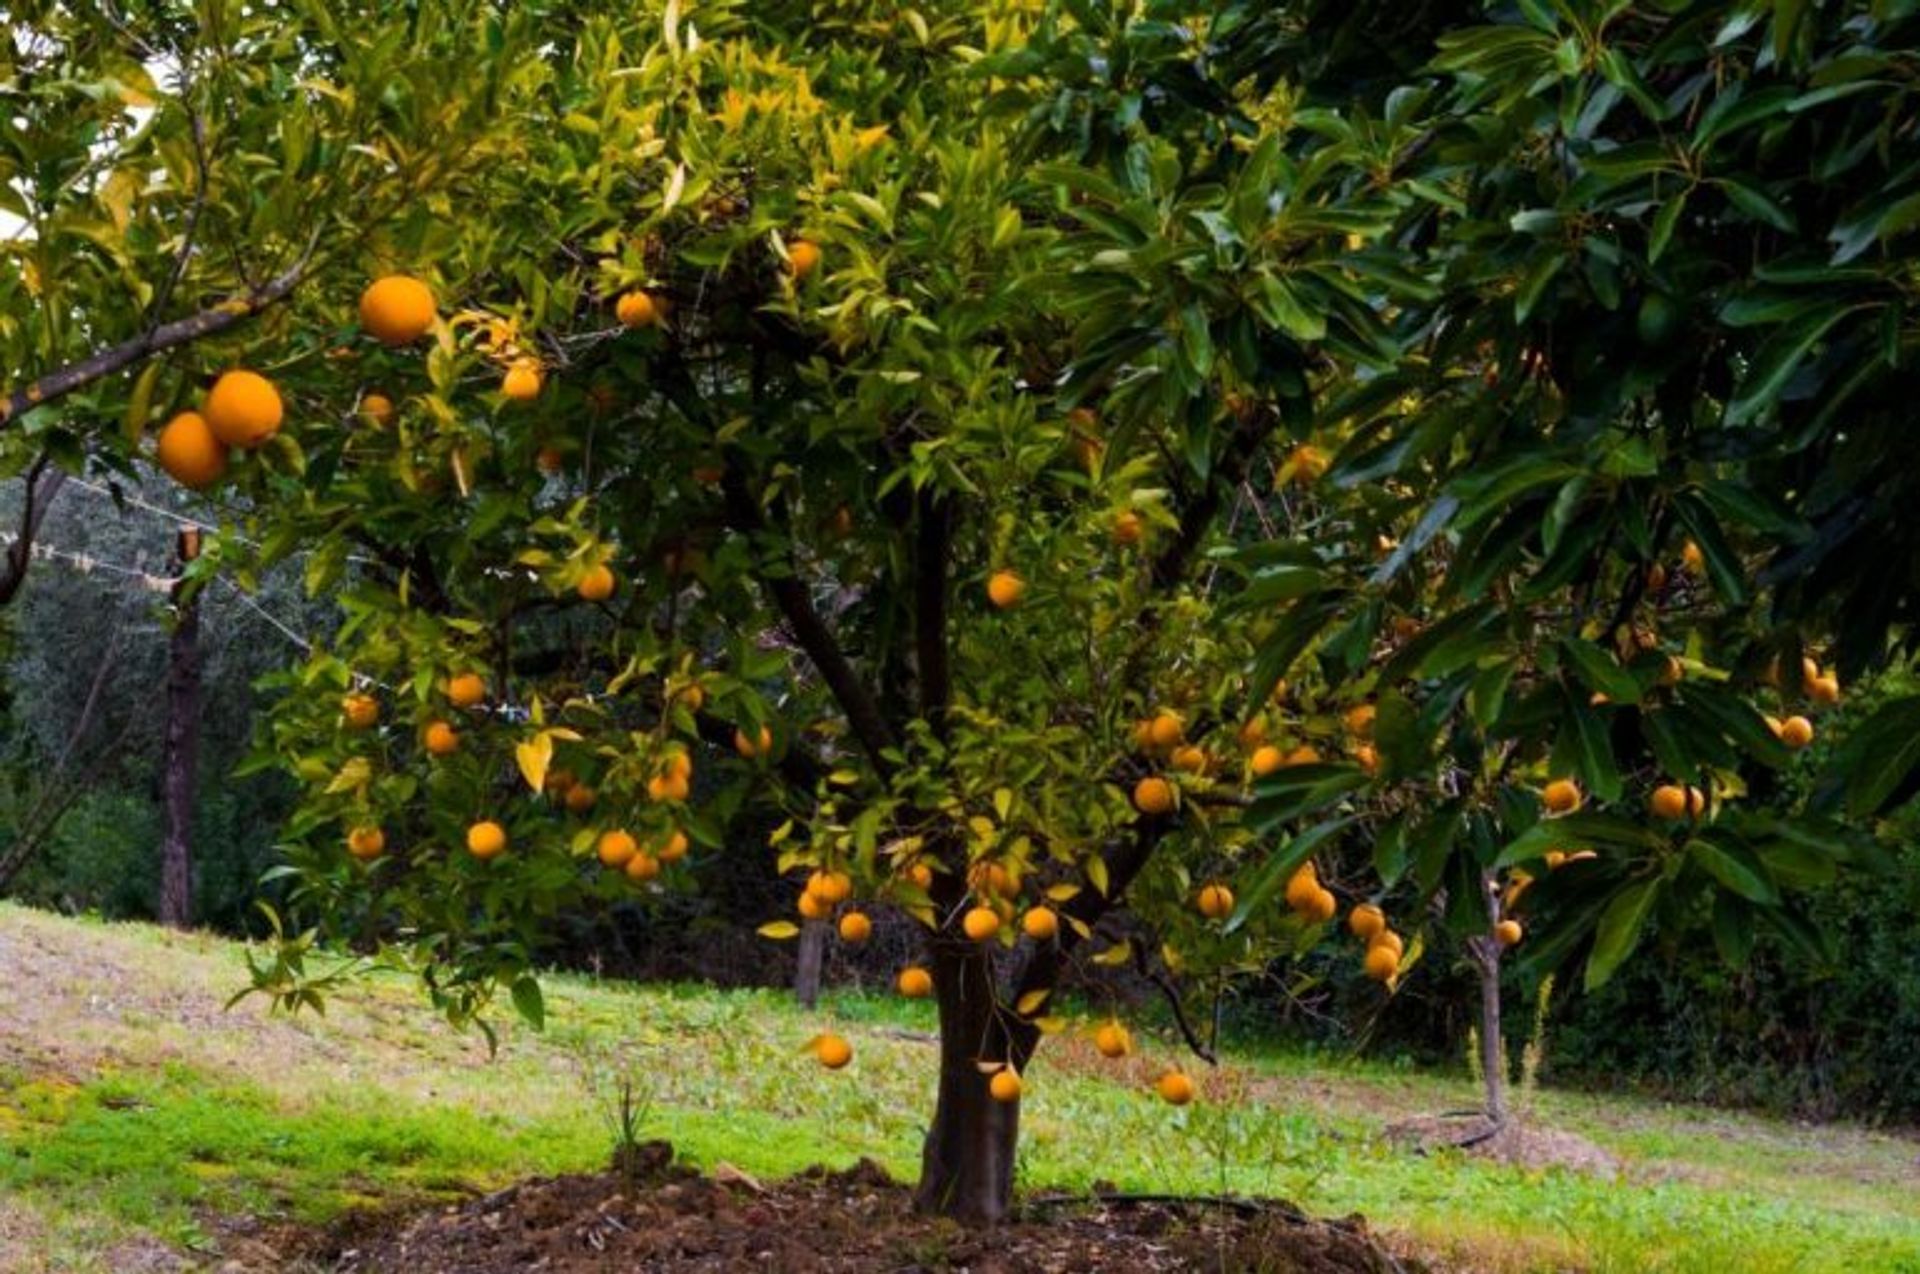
[265,1149,1421,1273]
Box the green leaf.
[1560,637,1642,705]
[1253,273,1326,342]
[1495,811,1662,868]
[1826,696,1920,818]
[1552,688,1622,802]
[1689,832,1779,904]
[1587,879,1660,990]
[510,975,545,1031]
[1727,305,1860,425]
[1649,189,1688,263]
[1711,893,1755,967]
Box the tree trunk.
[914,933,1022,1225]
[793,917,826,1008]
[1477,946,1507,1126]
[1476,868,1507,1126]
[158,531,203,929]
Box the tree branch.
[1,230,320,426]
[0,454,67,606]
[1132,941,1218,1065]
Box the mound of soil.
[284,1145,1417,1273]
[1384,1113,1622,1178]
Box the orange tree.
[218,1,1428,1222]
[175,0,1909,1224]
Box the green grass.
[3,902,1919,1272]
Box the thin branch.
[1,227,320,427]
[0,453,67,606]
[1132,942,1219,1065]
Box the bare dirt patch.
[1384,1112,1622,1178]
[269,1150,1418,1273]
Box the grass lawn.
[3,902,1918,1272]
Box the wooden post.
[158,528,203,929]
[794,917,827,1008]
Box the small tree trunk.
[914,933,1020,1225]
[1476,868,1508,1126]
[1477,946,1507,1125]
[158,530,203,929]
[793,917,827,1008]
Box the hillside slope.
[3,903,1918,1272]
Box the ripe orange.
[1779,715,1814,749]
[734,725,773,758]
[1343,704,1376,738]
[987,570,1026,609]
[359,275,436,346]
[1353,743,1380,775]
[1542,778,1582,814]
[1112,511,1145,545]
[1658,655,1685,687]
[1285,443,1329,486]
[502,362,543,401]
[346,825,385,860]
[1809,674,1841,705]
[656,828,689,863]
[787,239,823,279]
[1283,745,1322,766]
[797,889,829,921]
[1363,943,1399,982]
[1146,712,1184,749]
[360,392,394,426]
[989,1069,1022,1103]
[341,693,379,730]
[668,751,694,781]
[1646,562,1668,593]
[616,289,661,328]
[203,370,283,449]
[1094,1022,1132,1058]
[1132,776,1176,816]
[1495,919,1523,948]
[838,911,872,944]
[1170,745,1209,774]
[1687,786,1707,816]
[447,673,487,709]
[1196,883,1235,920]
[967,861,1018,898]
[1156,1070,1196,1106]
[1249,745,1284,777]
[897,966,934,998]
[814,1032,852,1069]
[597,830,638,868]
[1022,906,1059,941]
[1282,863,1320,912]
[1649,784,1690,820]
[578,564,616,602]
[807,869,853,904]
[536,446,566,475]
[564,783,597,814]
[466,820,508,860]
[1305,886,1338,924]
[670,681,706,713]
[647,771,690,803]
[905,861,934,890]
[1370,928,1405,958]
[962,906,1001,942]
[625,850,661,882]
[423,720,460,756]
[156,411,227,488]
[1681,540,1705,575]
[1238,718,1268,749]
[1348,903,1386,941]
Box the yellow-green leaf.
[757,921,801,940]
[516,732,553,793]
